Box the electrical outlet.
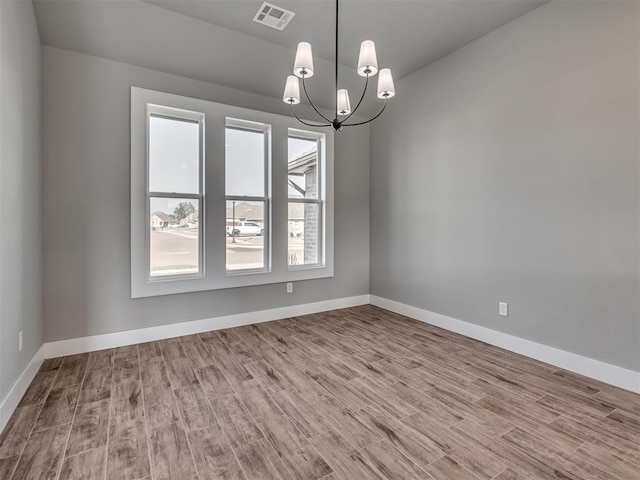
[286,282,293,294]
[18,331,23,352]
[499,302,508,317]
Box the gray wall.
[0,0,43,401]
[370,1,640,371]
[42,47,369,342]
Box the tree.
[173,202,196,221]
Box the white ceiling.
[33,0,546,114]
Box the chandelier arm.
[302,76,332,124]
[289,104,332,128]
[341,99,387,127]
[341,74,369,123]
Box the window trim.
[131,87,334,298]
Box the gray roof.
[151,211,176,223]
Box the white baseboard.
[370,295,640,394]
[44,295,371,358]
[0,345,45,434]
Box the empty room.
[1,0,639,479]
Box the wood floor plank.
[347,376,417,419]
[53,355,88,388]
[570,440,640,479]
[112,356,139,385]
[308,429,369,480]
[451,421,576,480]
[469,376,543,404]
[188,423,246,480]
[39,357,63,373]
[209,394,264,449]
[258,414,333,479]
[195,363,236,398]
[137,341,163,361]
[106,417,151,480]
[173,384,218,432]
[66,398,110,457]
[0,455,19,480]
[235,438,292,480]
[143,382,181,430]
[267,387,330,438]
[501,427,611,480]
[159,338,187,360]
[11,424,69,480]
[60,446,107,480]
[390,382,464,427]
[180,336,215,368]
[140,358,171,386]
[86,349,115,371]
[201,340,253,384]
[535,391,616,418]
[165,358,199,388]
[493,468,537,480]
[550,370,605,396]
[113,345,138,360]
[593,387,640,416]
[79,367,112,404]
[244,360,290,392]
[235,382,284,419]
[357,404,446,466]
[425,455,482,480]
[150,422,199,480]
[311,373,371,411]
[110,379,144,424]
[303,393,381,449]
[405,412,507,480]
[34,384,80,431]
[426,386,514,433]
[359,440,432,480]
[20,371,57,406]
[0,404,41,458]
[607,407,640,432]
[550,413,640,468]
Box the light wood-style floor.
[1,305,639,480]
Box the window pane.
[288,136,318,199]
[226,200,265,271]
[225,127,265,197]
[150,198,199,277]
[288,202,319,266]
[149,116,200,194]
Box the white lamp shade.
[337,89,351,116]
[377,68,395,99]
[293,42,314,78]
[283,75,300,104]
[357,40,378,77]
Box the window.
[147,108,204,279]
[131,88,334,298]
[288,130,324,268]
[225,119,270,272]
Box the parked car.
[227,221,263,237]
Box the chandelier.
[282,0,395,131]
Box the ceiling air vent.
[253,2,295,31]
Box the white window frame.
[131,87,334,298]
